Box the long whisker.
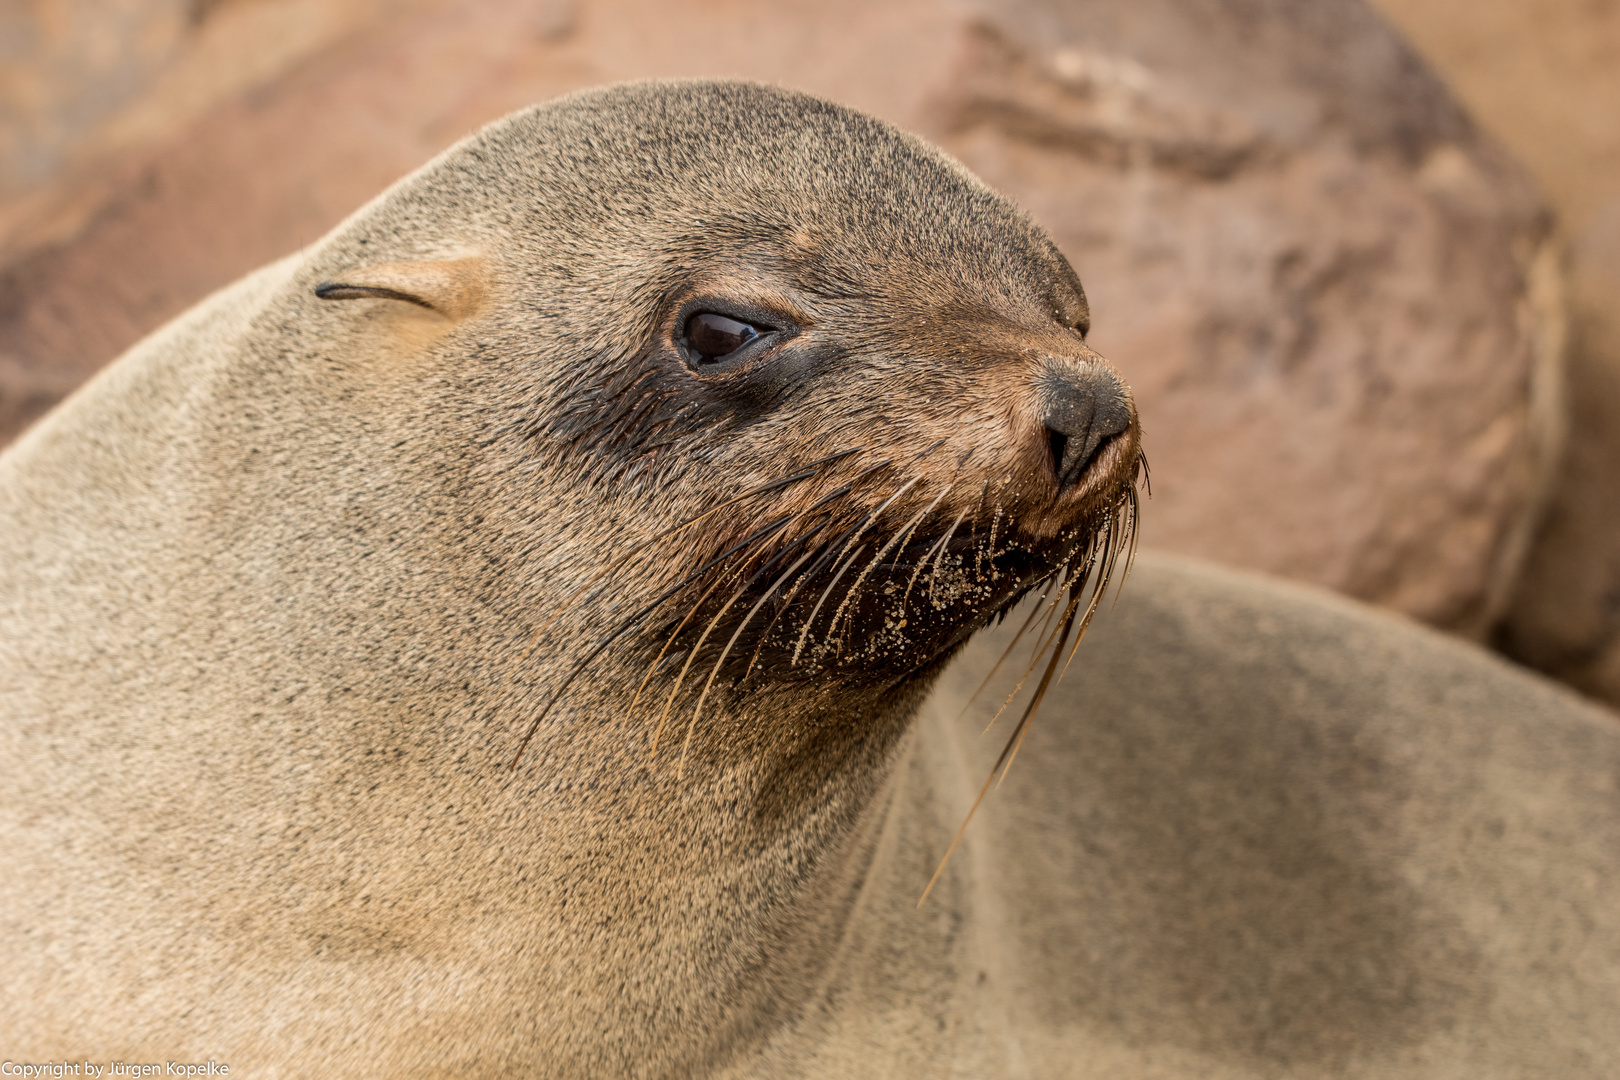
[902,437,948,471]
[1061,507,1132,680]
[507,508,807,770]
[970,481,996,580]
[628,570,736,714]
[1108,483,1142,614]
[980,580,1083,735]
[917,482,1142,908]
[1005,514,1134,779]
[628,508,842,712]
[954,574,1064,729]
[738,563,821,686]
[993,588,1081,789]
[497,447,863,695]
[925,505,970,605]
[676,544,820,775]
[1022,580,1068,672]
[918,581,1082,909]
[641,516,829,755]
[984,501,1005,571]
[736,513,868,685]
[825,481,948,647]
[895,490,959,625]
[788,477,924,666]
[790,543,869,667]
[653,583,749,760]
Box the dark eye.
[684,312,763,365]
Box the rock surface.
[0,0,192,201]
[1370,0,1620,708]
[0,0,1562,640]
[1497,215,1620,702]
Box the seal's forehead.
[424,80,1081,308]
[467,81,1016,234]
[524,81,943,182]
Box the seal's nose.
[1040,362,1132,492]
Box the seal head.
[0,80,1140,1075]
[318,81,1140,739]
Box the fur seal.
[8,79,1616,1079]
[1,81,1143,1075]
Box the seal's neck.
[462,677,931,1076]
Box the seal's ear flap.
[315,257,486,321]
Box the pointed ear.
[314,257,487,320]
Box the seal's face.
[535,165,1142,706]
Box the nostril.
[1047,427,1069,481]
[1049,426,1120,492]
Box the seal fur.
[0,81,1141,1076]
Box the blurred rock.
[1498,208,1620,703]
[1368,0,1620,230]
[0,0,416,438]
[0,0,1561,641]
[1369,0,1620,707]
[0,0,192,201]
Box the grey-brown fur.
[0,81,1141,1076]
[757,553,1620,1078]
[5,79,1615,1078]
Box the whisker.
[980,580,1082,735]
[824,480,947,647]
[984,502,1005,569]
[1109,483,1143,614]
[790,543,870,667]
[914,471,1141,907]
[1060,509,1131,680]
[646,511,837,758]
[507,509,806,770]
[497,445,863,693]
[788,476,924,665]
[687,514,837,694]
[969,480,993,580]
[926,505,970,605]
[995,585,1082,787]
[951,574,1062,726]
[677,545,820,775]
[903,437,949,471]
[628,569,735,715]
[918,580,1083,910]
[653,583,747,760]
[737,515,863,685]
[899,498,962,621]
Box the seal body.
[731,554,1620,1079]
[0,82,1142,1076]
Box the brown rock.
[1368,0,1620,230]
[1370,0,1620,708]
[0,0,1561,640]
[0,0,192,202]
[0,0,422,438]
[1498,208,1620,702]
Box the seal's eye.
[685,312,762,365]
